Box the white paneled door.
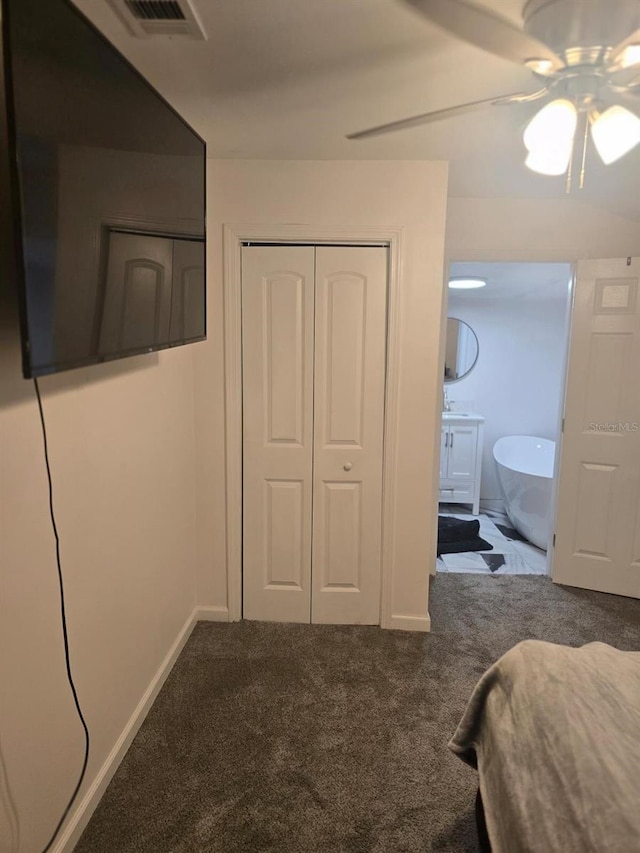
[242,245,387,624]
[312,247,387,624]
[554,257,640,599]
[242,247,315,623]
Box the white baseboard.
[388,613,431,633]
[195,605,230,622]
[53,609,198,853]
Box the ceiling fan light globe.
[590,105,640,165]
[524,146,572,176]
[523,99,578,153]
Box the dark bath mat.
[438,516,493,556]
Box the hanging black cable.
[33,378,90,853]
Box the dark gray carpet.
[75,576,640,853]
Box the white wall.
[447,276,571,500]
[0,102,200,851]
[446,196,640,262]
[194,159,449,628]
[0,355,199,853]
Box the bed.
[449,640,640,853]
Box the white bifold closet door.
[242,246,314,623]
[312,246,387,623]
[242,244,387,624]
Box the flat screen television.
[2,0,206,378]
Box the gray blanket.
[449,640,640,853]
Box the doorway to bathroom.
[436,261,574,577]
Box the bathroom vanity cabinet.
[439,414,484,515]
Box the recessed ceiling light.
[448,277,487,289]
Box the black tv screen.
[2,0,206,378]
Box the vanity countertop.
[441,411,485,422]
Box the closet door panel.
[312,246,387,624]
[242,246,315,622]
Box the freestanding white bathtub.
[493,435,556,551]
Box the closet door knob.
[343,462,353,471]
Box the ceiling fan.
[348,0,640,188]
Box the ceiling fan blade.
[610,74,640,94]
[610,28,640,71]
[347,89,549,140]
[403,0,563,72]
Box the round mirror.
[444,318,479,382]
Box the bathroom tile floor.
[437,504,548,575]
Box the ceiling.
[449,261,573,303]
[73,0,640,218]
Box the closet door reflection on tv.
[99,231,173,356]
[170,238,205,343]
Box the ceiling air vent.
[107,0,206,39]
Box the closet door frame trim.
[223,223,405,629]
